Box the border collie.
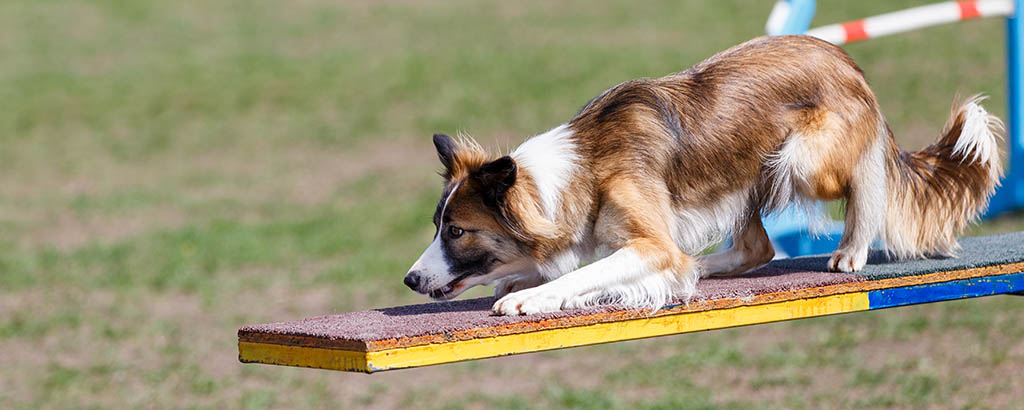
[403,35,1003,315]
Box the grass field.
[3,0,1024,408]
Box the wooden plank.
[238,261,1024,354]
[238,232,1024,373]
[240,292,870,372]
[239,269,1024,372]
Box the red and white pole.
[805,0,1014,45]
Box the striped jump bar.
[806,0,1014,45]
[238,233,1024,373]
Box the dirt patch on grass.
[17,206,187,252]
[3,139,437,251]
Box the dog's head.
[404,133,536,300]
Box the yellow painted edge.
[239,341,372,372]
[366,292,869,370]
[239,292,869,373]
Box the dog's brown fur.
[409,35,1002,315]
[883,99,1003,258]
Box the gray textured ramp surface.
[240,269,860,342]
[239,232,1024,373]
[239,232,1024,344]
[771,231,1024,279]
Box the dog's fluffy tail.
[881,95,1003,258]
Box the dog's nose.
[404,272,422,290]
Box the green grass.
[2,0,1024,409]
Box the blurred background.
[2,0,1023,408]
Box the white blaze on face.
[408,181,462,290]
[409,235,449,286]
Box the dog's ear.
[433,133,456,175]
[474,156,517,208]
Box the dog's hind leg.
[777,105,884,272]
[698,212,774,277]
[492,177,696,315]
[828,133,886,272]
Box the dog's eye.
[448,225,464,238]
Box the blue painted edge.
[868,272,1024,309]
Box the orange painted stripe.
[958,1,981,19]
[842,20,869,43]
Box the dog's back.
[566,35,999,272]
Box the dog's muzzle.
[404,271,424,292]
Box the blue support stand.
[986,0,1024,218]
[777,0,816,35]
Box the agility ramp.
[238,232,1024,373]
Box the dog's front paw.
[827,249,867,272]
[492,287,568,316]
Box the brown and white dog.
[403,35,1003,316]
